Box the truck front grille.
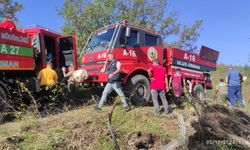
[86,68,99,73]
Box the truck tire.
[125,75,150,106]
[0,87,7,123]
[193,84,205,101]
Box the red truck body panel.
[82,45,164,83]
[165,47,218,80]
[165,48,217,72]
[1,20,78,74]
[0,20,34,71]
[82,46,218,84]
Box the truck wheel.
[125,75,150,106]
[0,87,7,123]
[193,84,205,101]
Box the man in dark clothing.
[169,68,185,98]
[95,53,129,111]
[169,68,185,108]
[225,65,244,107]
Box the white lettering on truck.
[176,60,201,70]
[1,44,7,53]
[184,53,196,62]
[0,44,19,55]
[0,60,19,68]
[177,60,188,67]
[123,49,136,57]
[188,63,200,70]
[0,32,29,44]
[97,52,107,59]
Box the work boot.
[179,104,185,110]
[166,107,173,114]
[154,111,161,116]
[125,106,131,112]
[94,105,102,111]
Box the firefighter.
[169,68,185,108]
[94,53,130,111]
[148,58,171,115]
[37,61,59,104]
[37,61,58,87]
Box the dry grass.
[0,105,186,150]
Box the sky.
[15,0,250,66]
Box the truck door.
[32,33,42,71]
[58,36,78,69]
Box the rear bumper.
[82,64,107,83]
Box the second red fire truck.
[80,20,219,105]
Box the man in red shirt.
[169,68,185,108]
[149,58,171,115]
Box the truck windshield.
[85,28,115,54]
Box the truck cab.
[80,21,219,105]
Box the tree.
[170,21,203,52]
[58,0,202,52]
[0,0,23,21]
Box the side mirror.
[125,26,131,37]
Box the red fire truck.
[0,20,78,112]
[80,21,219,105]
